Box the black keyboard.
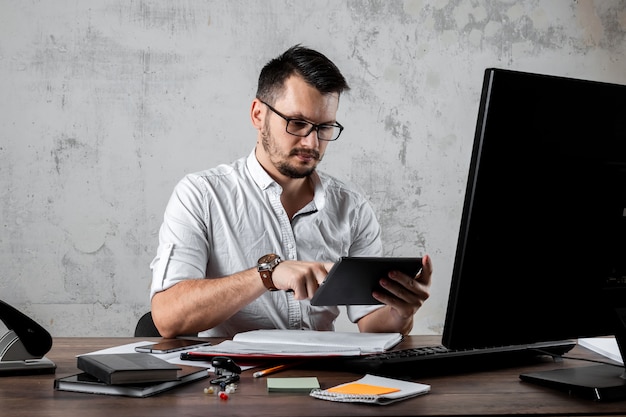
[336,340,577,378]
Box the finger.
[386,268,430,305]
[306,278,320,299]
[387,270,420,291]
[292,280,317,300]
[320,262,334,283]
[296,263,326,299]
[371,290,415,319]
[381,273,419,303]
[415,254,432,286]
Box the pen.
[253,362,302,378]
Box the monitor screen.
[442,68,626,399]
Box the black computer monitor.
[443,68,626,400]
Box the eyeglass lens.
[286,120,341,141]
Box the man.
[150,45,432,338]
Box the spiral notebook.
[310,374,430,405]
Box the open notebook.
[185,329,403,359]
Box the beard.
[261,127,322,179]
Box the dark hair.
[256,44,350,104]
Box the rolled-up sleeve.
[150,175,210,299]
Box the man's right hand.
[271,260,334,300]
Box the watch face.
[258,253,278,264]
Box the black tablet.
[310,257,423,306]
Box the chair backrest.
[134,312,161,337]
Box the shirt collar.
[246,149,275,190]
[246,149,326,210]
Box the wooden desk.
[1,336,625,416]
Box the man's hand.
[271,260,334,300]
[375,254,432,318]
[359,254,432,334]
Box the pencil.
[253,362,301,378]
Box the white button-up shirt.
[150,150,383,337]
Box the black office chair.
[134,312,161,337]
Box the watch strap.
[259,270,279,291]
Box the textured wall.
[1,1,625,337]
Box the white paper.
[578,337,623,365]
[197,340,362,357]
[216,329,403,355]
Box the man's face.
[260,75,340,179]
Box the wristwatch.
[257,253,282,291]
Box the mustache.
[290,148,320,160]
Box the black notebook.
[54,365,209,397]
[77,353,181,385]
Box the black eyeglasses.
[260,100,344,141]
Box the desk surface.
[1,336,625,416]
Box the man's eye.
[290,120,310,129]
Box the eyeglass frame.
[258,99,344,141]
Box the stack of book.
[54,352,209,397]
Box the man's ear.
[250,98,265,130]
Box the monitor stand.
[520,307,626,402]
[520,363,626,401]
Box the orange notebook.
[310,374,430,405]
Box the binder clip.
[0,299,56,375]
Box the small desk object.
[0,299,56,375]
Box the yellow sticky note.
[327,382,400,396]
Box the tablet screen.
[310,257,422,306]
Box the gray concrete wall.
[1,1,625,336]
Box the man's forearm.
[151,268,266,337]
[357,305,414,335]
